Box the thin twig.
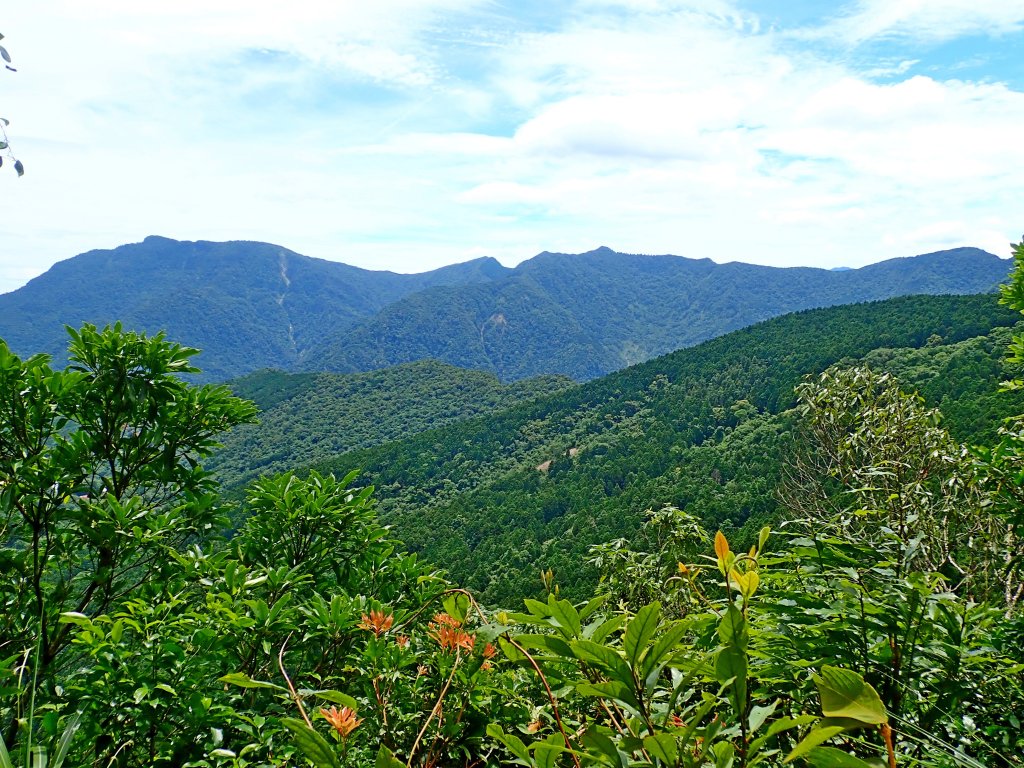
[504,635,582,768]
[407,652,462,768]
[278,634,312,729]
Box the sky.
[1,0,1023,293]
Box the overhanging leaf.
[813,666,887,726]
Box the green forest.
[2,242,1024,768]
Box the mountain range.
[0,236,1011,381]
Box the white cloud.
[1,0,1023,295]
[814,0,1024,44]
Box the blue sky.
[2,0,1023,292]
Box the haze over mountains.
[0,235,1010,381]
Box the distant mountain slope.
[312,246,1011,380]
[0,236,509,381]
[0,237,1009,382]
[209,361,574,488]
[296,294,1022,603]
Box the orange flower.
[670,714,685,728]
[482,642,497,659]
[396,635,410,648]
[526,720,543,734]
[417,664,429,677]
[431,612,462,628]
[321,706,361,739]
[359,608,394,637]
[431,625,475,653]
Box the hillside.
[0,236,508,381]
[209,361,574,487]
[0,237,1009,382]
[292,294,1024,603]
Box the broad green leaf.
[581,726,620,765]
[498,636,527,662]
[517,634,575,659]
[715,647,747,700]
[579,594,608,622]
[813,667,887,726]
[585,614,626,644]
[571,639,632,685]
[486,724,532,765]
[443,593,470,624]
[534,743,562,768]
[624,602,661,668]
[547,596,582,638]
[523,598,553,618]
[749,715,818,757]
[748,701,778,734]
[282,718,342,768]
[714,741,736,768]
[640,621,689,683]
[717,604,748,651]
[805,747,881,768]
[644,733,678,765]
[577,680,642,711]
[784,726,848,763]
[304,689,359,710]
[375,745,405,768]
[219,672,287,691]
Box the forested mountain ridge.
[0,236,509,381]
[312,245,1010,380]
[209,361,574,488]
[291,293,1024,603]
[0,236,1009,382]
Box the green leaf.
[534,743,563,768]
[585,614,626,644]
[498,636,527,662]
[547,596,582,638]
[375,745,405,768]
[443,592,470,624]
[577,680,642,711]
[624,602,661,668]
[282,718,342,768]
[640,621,689,683]
[717,604,748,651]
[0,731,14,768]
[748,701,778,734]
[517,634,575,659]
[805,747,881,768]
[571,639,632,685]
[581,726,620,765]
[784,726,848,763]
[579,594,608,621]
[218,672,286,692]
[813,666,887,726]
[644,733,678,765]
[304,689,359,710]
[715,646,747,705]
[487,724,532,765]
[749,715,818,757]
[714,741,736,768]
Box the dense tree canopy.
[2,247,1024,767]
